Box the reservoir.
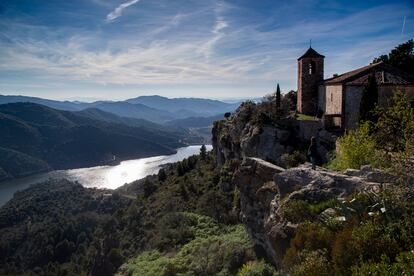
[0,145,212,206]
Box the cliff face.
[212,103,390,269]
[212,103,338,168]
[233,158,387,268]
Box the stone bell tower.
[297,47,325,115]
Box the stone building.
[297,47,414,129]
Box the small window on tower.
[309,61,316,75]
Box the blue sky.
[0,0,413,101]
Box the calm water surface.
[0,145,212,206]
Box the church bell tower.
[297,47,325,115]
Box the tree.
[358,74,378,123]
[276,83,281,110]
[158,168,167,182]
[375,90,414,152]
[143,179,156,197]
[200,144,207,160]
[373,39,414,75]
[224,112,231,120]
[284,90,297,111]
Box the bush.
[283,223,333,270]
[352,251,414,276]
[120,215,257,276]
[158,168,167,182]
[329,122,380,170]
[288,249,330,276]
[143,179,157,197]
[281,151,306,168]
[281,200,313,223]
[375,90,414,152]
[282,199,338,224]
[237,260,279,276]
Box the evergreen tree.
[200,144,207,160]
[143,179,156,197]
[158,168,167,182]
[276,83,281,110]
[358,74,378,123]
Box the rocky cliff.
[233,158,389,269]
[212,102,394,270]
[212,102,338,167]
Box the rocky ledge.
[233,157,391,268]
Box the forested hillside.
[0,152,277,275]
[0,102,195,180]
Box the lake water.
[0,145,212,206]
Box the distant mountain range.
[0,94,240,180]
[0,102,203,181]
[0,95,239,123]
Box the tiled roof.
[324,62,414,85]
[298,47,325,60]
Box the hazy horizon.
[0,92,261,103]
[0,0,413,100]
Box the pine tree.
[276,83,281,110]
[358,74,378,123]
[158,168,166,182]
[200,144,207,160]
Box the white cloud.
[0,2,412,96]
[106,0,140,22]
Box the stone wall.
[378,85,414,105]
[318,85,326,113]
[344,84,414,130]
[344,85,363,129]
[324,84,343,115]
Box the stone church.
[297,47,414,129]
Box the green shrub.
[375,90,414,152]
[117,250,176,276]
[282,199,339,225]
[329,122,380,170]
[281,200,313,223]
[233,187,241,210]
[283,223,333,270]
[120,216,256,276]
[237,260,279,276]
[308,199,338,215]
[288,249,330,276]
[281,151,306,168]
[352,251,414,276]
[143,179,157,197]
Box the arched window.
[308,61,316,75]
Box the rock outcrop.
[233,157,388,268]
[212,103,339,167]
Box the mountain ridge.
[0,94,238,122]
[0,102,197,181]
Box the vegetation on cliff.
[330,90,414,177]
[0,150,274,275]
[280,92,414,275]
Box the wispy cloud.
[0,0,413,99]
[106,0,141,22]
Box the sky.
[0,0,413,101]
